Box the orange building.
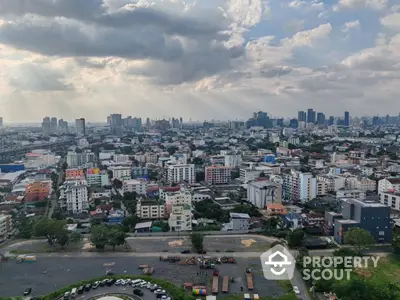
[25,182,50,202]
[65,168,84,178]
[266,203,287,215]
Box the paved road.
[74,284,151,300]
[291,267,310,300]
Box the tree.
[17,216,34,239]
[190,232,205,253]
[90,225,110,250]
[108,228,127,251]
[122,216,140,228]
[344,227,375,255]
[167,146,179,155]
[392,234,400,254]
[152,220,170,232]
[62,161,68,171]
[112,179,123,189]
[287,228,305,248]
[33,218,68,246]
[196,171,205,182]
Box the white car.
[115,280,122,286]
[293,286,300,295]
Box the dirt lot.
[127,236,271,253]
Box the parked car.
[84,284,92,291]
[77,286,85,294]
[24,288,32,296]
[133,289,144,296]
[293,286,300,295]
[63,291,70,299]
[181,249,190,254]
[92,281,100,289]
[107,279,115,286]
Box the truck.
[212,276,219,294]
[246,268,253,290]
[222,276,229,293]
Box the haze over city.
[0,0,399,122]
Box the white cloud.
[288,0,324,11]
[381,12,400,31]
[338,0,388,10]
[342,20,360,32]
[283,23,332,47]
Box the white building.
[316,181,328,196]
[225,213,250,231]
[316,175,346,192]
[240,166,273,183]
[378,178,400,193]
[122,179,148,195]
[247,181,282,209]
[205,166,231,185]
[136,199,165,219]
[66,151,95,168]
[113,154,130,163]
[354,178,376,191]
[86,172,109,187]
[77,138,89,148]
[299,172,317,201]
[24,150,57,169]
[109,166,132,181]
[0,214,12,240]
[336,189,366,201]
[65,181,88,214]
[165,190,192,214]
[224,154,242,168]
[379,191,400,210]
[168,204,192,232]
[166,164,195,185]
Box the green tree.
[344,227,375,255]
[333,278,400,300]
[112,179,123,189]
[108,228,127,251]
[196,171,205,182]
[33,218,68,246]
[392,234,400,254]
[287,228,305,248]
[17,216,34,239]
[167,146,179,155]
[122,216,141,228]
[62,161,68,171]
[152,220,170,232]
[190,232,205,253]
[90,225,110,250]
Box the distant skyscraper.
[110,114,123,136]
[316,112,325,125]
[297,111,306,122]
[289,118,298,128]
[42,117,51,135]
[50,117,58,133]
[307,109,315,123]
[58,119,69,133]
[344,111,350,127]
[328,116,335,126]
[75,118,86,135]
[0,117,3,127]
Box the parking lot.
[126,236,270,253]
[0,256,285,298]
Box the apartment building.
[132,167,148,179]
[113,154,130,163]
[283,171,316,202]
[247,181,282,209]
[109,166,132,181]
[379,191,400,211]
[316,175,346,192]
[65,181,88,214]
[165,190,192,214]
[66,151,96,168]
[316,181,328,196]
[122,179,148,195]
[336,189,366,201]
[205,166,232,185]
[65,168,84,179]
[0,215,12,240]
[240,166,273,183]
[166,164,195,185]
[86,168,109,187]
[378,177,400,193]
[136,199,165,219]
[226,213,250,231]
[25,181,51,202]
[224,153,242,168]
[168,204,192,232]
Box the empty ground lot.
[126,236,271,253]
[0,256,285,298]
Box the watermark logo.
[260,244,295,280]
[302,256,380,281]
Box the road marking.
[103,262,116,266]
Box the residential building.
[333,198,391,244]
[283,171,316,202]
[316,175,346,192]
[136,199,165,219]
[166,164,195,185]
[86,168,109,186]
[379,191,400,211]
[75,118,86,135]
[378,178,400,193]
[205,166,232,185]
[355,178,376,191]
[122,179,148,195]
[0,215,12,240]
[316,181,328,196]
[109,166,132,181]
[65,181,88,214]
[247,181,282,209]
[168,204,192,231]
[25,181,51,202]
[66,151,95,168]
[336,189,366,201]
[299,172,317,201]
[226,213,250,231]
[240,166,273,183]
[65,168,84,179]
[165,190,192,214]
[224,153,242,168]
[159,186,181,200]
[132,167,148,178]
[113,154,130,163]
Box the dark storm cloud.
[9,63,72,91]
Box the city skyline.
[0,0,399,122]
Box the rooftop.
[230,212,250,219]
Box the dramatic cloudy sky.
[0,0,399,122]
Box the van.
[63,291,70,299]
[131,279,142,286]
[71,288,77,298]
